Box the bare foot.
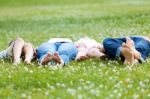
[23,42,34,65]
[125,37,135,49]
[24,61,31,65]
[87,48,105,58]
[76,56,88,61]
[52,52,61,64]
[100,54,106,60]
[13,37,25,65]
[41,53,53,65]
[121,45,134,65]
[124,38,141,60]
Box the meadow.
[0,0,150,98]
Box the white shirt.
[48,38,73,43]
[75,37,103,49]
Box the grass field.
[0,0,150,98]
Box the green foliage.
[0,0,150,98]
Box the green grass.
[0,0,150,98]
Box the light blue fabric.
[0,50,8,58]
[37,42,57,62]
[37,42,78,65]
[57,42,78,64]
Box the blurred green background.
[0,0,150,99]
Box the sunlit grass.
[0,0,150,98]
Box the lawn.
[0,0,150,99]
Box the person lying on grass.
[0,37,37,65]
[75,37,105,61]
[37,38,78,66]
[103,36,150,66]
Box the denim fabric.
[103,37,126,60]
[37,42,78,65]
[0,42,14,59]
[131,37,150,60]
[0,50,8,58]
[103,36,150,61]
[37,42,57,60]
